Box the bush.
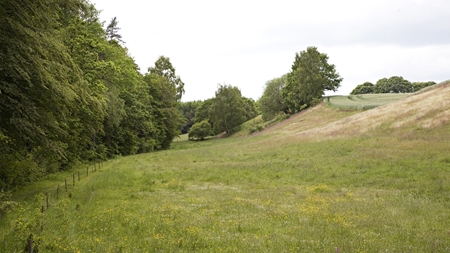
[249,124,264,134]
[0,190,17,216]
[188,120,214,140]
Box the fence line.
[26,161,108,253]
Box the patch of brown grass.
[255,80,450,142]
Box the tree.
[61,4,113,160]
[282,47,342,113]
[0,0,195,189]
[144,58,186,149]
[374,76,412,93]
[0,0,93,159]
[194,98,214,124]
[106,17,124,44]
[259,74,289,121]
[242,97,258,121]
[117,79,157,155]
[387,76,412,93]
[148,56,185,101]
[350,82,375,95]
[412,81,436,92]
[0,0,108,187]
[211,84,247,134]
[373,78,389,93]
[188,120,214,140]
[178,101,202,134]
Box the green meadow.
[1,84,450,252]
[326,93,411,110]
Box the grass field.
[326,93,411,110]
[1,82,450,252]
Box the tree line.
[350,77,436,95]
[257,47,437,122]
[178,85,258,140]
[1,0,436,189]
[0,0,185,189]
[178,47,343,139]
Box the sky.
[89,0,450,102]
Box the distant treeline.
[0,1,186,189]
[177,46,344,139]
[178,86,259,140]
[350,76,436,95]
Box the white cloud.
[90,0,450,101]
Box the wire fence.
[26,162,106,253]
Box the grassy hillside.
[326,93,411,110]
[1,81,450,252]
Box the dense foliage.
[211,85,248,134]
[0,0,183,189]
[257,47,342,120]
[259,75,289,121]
[282,47,342,113]
[188,120,214,140]
[181,88,257,136]
[178,101,202,134]
[351,76,436,94]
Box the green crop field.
[326,93,411,110]
[1,82,450,252]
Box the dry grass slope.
[257,80,450,141]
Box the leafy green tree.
[412,81,436,92]
[0,0,108,187]
[101,44,146,156]
[106,17,124,44]
[282,47,342,113]
[388,76,412,93]
[350,82,375,95]
[148,56,185,101]
[242,97,259,121]
[211,84,247,134]
[188,120,214,140]
[144,57,186,149]
[374,76,412,93]
[0,0,199,189]
[60,3,112,160]
[259,74,289,121]
[195,98,214,124]
[116,79,158,155]
[373,78,389,93]
[178,101,202,134]
[0,0,93,158]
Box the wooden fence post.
[73,173,75,186]
[46,192,49,210]
[41,206,45,231]
[86,166,89,177]
[27,234,33,253]
[78,170,80,181]
[65,178,68,192]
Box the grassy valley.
[1,82,450,252]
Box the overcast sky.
[89,0,450,102]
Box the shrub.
[0,190,17,216]
[188,120,214,140]
[249,124,264,134]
